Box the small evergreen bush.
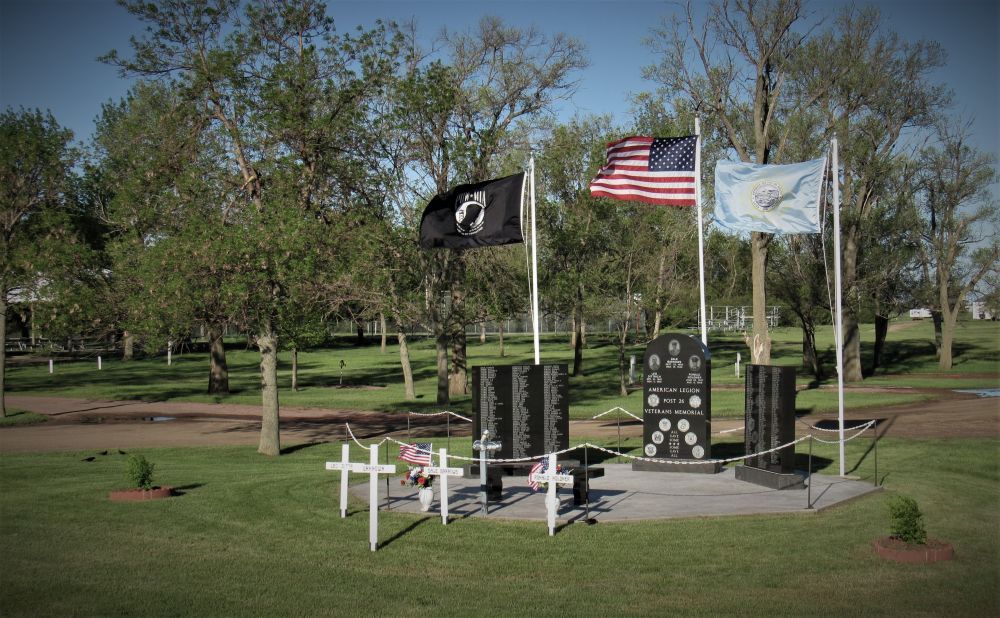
[888,495,927,544]
[125,454,156,490]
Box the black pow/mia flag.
[419,172,526,249]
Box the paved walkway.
[354,464,881,523]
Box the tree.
[803,6,949,381]
[106,0,399,455]
[645,0,828,364]
[536,117,615,376]
[916,122,999,369]
[0,108,77,417]
[400,18,587,400]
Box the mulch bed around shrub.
[873,536,955,563]
[109,486,174,502]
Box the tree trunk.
[449,256,468,397]
[435,328,449,405]
[291,348,299,391]
[572,316,584,377]
[122,331,134,361]
[0,293,7,417]
[800,317,823,379]
[748,231,772,364]
[257,328,280,456]
[379,313,387,354]
[207,325,230,395]
[652,250,666,339]
[480,321,486,344]
[355,320,365,345]
[398,329,415,401]
[580,315,587,346]
[939,311,957,370]
[499,323,505,357]
[841,225,864,382]
[570,310,577,349]
[871,313,889,376]
[931,310,943,359]
[617,324,629,397]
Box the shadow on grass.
[172,483,205,496]
[280,442,325,456]
[379,516,434,550]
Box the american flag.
[398,442,432,465]
[589,135,698,206]
[528,458,547,491]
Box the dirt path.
[1,389,997,454]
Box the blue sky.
[1,0,997,165]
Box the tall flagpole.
[529,157,541,365]
[695,118,708,346]
[831,137,846,476]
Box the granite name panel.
[472,364,569,460]
[744,364,796,473]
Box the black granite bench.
[464,462,604,505]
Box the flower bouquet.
[401,465,433,489]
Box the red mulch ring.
[109,486,174,502]
[873,536,955,563]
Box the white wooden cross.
[532,453,574,536]
[324,442,396,552]
[422,447,464,525]
[324,444,352,518]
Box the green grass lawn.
[0,409,47,427]
[7,319,995,418]
[1,435,996,616]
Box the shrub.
[888,494,927,545]
[125,454,156,490]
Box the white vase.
[418,487,433,512]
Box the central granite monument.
[633,333,720,473]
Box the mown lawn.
[7,319,995,418]
[1,434,996,616]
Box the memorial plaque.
[472,364,569,460]
[743,364,796,473]
[641,333,711,461]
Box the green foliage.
[888,494,927,545]
[125,454,155,490]
[0,438,997,615]
[0,410,48,427]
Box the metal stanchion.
[806,435,813,510]
[873,421,879,487]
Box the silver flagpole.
[530,156,541,365]
[831,137,846,476]
[695,118,708,346]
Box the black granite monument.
[735,364,803,489]
[471,364,569,460]
[632,333,720,473]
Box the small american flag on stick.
[589,135,697,206]
[398,442,432,466]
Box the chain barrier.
[590,407,642,422]
[810,420,877,444]
[345,423,388,451]
[796,417,876,433]
[406,410,473,423]
[349,423,814,467]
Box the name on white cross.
[424,448,464,525]
[537,453,574,537]
[324,442,395,552]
